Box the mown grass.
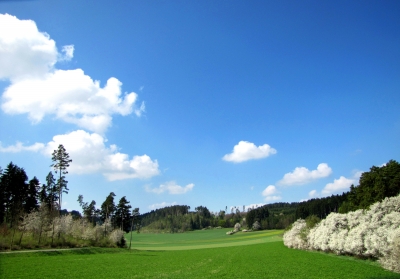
[128,228,283,250]
[1,229,399,279]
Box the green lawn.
[128,228,283,250]
[1,229,399,279]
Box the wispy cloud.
[146,181,194,194]
[148,201,177,210]
[0,141,44,153]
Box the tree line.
[0,145,138,250]
[1,146,398,243]
[295,160,400,220]
[77,192,140,233]
[0,144,72,228]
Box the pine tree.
[51,144,72,215]
[115,196,132,232]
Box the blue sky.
[0,0,399,214]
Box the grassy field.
[1,228,399,278]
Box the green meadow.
[1,229,399,279]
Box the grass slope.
[1,229,399,279]
[128,228,282,250]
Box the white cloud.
[0,14,143,134]
[148,202,177,210]
[321,176,354,195]
[264,196,282,202]
[309,190,318,198]
[262,185,278,196]
[321,171,362,196]
[278,163,332,186]
[60,45,74,61]
[261,185,282,202]
[243,203,265,211]
[135,101,146,117]
[2,70,138,134]
[146,181,194,195]
[0,14,57,81]
[0,130,160,181]
[0,141,44,152]
[222,141,277,163]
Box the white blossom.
[284,194,400,273]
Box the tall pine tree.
[51,144,72,215]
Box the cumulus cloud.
[148,202,177,210]
[0,130,160,181]
[261,185,281,202]
[0,14,143,134]
[321,171,362,196]
[222,141,277,163]
[0,14,57,81]
[262,185,278,196]
[278,163,332,186]
[145,181,194,195]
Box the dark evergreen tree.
[101,192,116,224]
[0,162,29,227]
[24,176,39,213]
[341,159,400,212]
[45,172,58,212]
[78,195,97,224]
[115,196,132,232]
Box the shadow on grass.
[367,277,400,279]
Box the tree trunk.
[18,228,25,246]
[10,227,16,251]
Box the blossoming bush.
[19,209,127,248]
[379,233,400,273]
[109,229,126,247]
[282,219,308,250]
[283,194,400,273]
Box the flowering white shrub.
[379,233,400,273]
[284,194,400,273]
[109,229,125,246]
[101,219,113,235]
[252,221,261,231]
[82,224,103,241]
[283,219,308,249]
[233,223,241,232]
[69,219,88,239]
[23,205,50,238]
[51,214,73,236]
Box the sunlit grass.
[1,229,399,278]
[127,228,283,250]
